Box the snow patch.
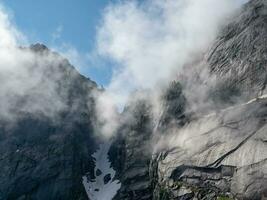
[82,142,121,200]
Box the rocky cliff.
[110,97,154,200]
[0,44,99,200]
[152,96,267,200]
[207,0,267,99]
[1,0,267,199]
[110,0,267,199]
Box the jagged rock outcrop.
[0,44,99,200]
[110,98,154,200]
[157,81,187,130]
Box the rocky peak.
[30,43,49,53]
[0,44,99,200]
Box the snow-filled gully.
[82,95,267,199]
[82,142,121,200]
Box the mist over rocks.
[108,0,267,199]
[0,44,100,200]
[0,0,266,199]
[29,43,49,52]
[0,42,98,123]
[109,97,154,200]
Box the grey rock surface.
[0,44,99,200]
[110,99,154,200]
[2,0,267,199]
[150,0,267,199]
[154,97,267,199]
[207,0,267,99]
[110,0,267,199]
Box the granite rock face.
[153,97,267,200]
[0,44,99,200]
[207,0,267,99]
[150,1,267,199]
[1,0,267,199]
[110,0,267,199]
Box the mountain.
[110,0,267,200]
[0,44,100,200]
[1,0,267,199]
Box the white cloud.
[0,4,76,122]
[51,25,63,41]
[96,0,245,108]
[0,4,26,48]
[0,0,248,138]
[94,0,246,137]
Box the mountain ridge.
[109,0,267,199]
[0,0,267,199]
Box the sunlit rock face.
[154,96,267,200]
[0,44,99,200]
[1,0,267,199]
[150,0,267,199]
[110,0,267,199]
[207,0,267,99]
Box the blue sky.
[0,0,247,89]
[1,0,115,86]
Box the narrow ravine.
[82,142,121,200]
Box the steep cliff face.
[1,0,267,199]
[111,98,154,200]
[151,0,267,199]
[109,82,188,200]
[111,0,267,199]
[207,0,267,99]
[0,44,99,200]
[154,96,267,200]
